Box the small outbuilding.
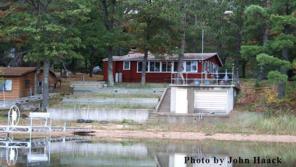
[0,67,60,100]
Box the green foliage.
[242,0,296,81]
[240,45,264,60]
[269,34,295,51]
[124,0,179,54]
[244,5,268,16]
[267,71,288,83]
[256,53,291,68]
[291,76,296,81]
[0,0,294,82]
[292,59,296,70]
[271,15,296,32]
[243,5,269,41]
[2,1,90,63]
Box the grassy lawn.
[112,111,296,135]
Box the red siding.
[103,59,221,83]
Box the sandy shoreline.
[92,130,296,143]
[7,129,296,143]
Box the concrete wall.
[48,108,150,123]
[170,86,236,115]
[73,87,164,95]
[62,98,159,107]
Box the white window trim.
[136,60,199,73]
[149,61,161,73]
[136,61,141,72]
[176,61,198,73]
[0,79,13,91]
[161,62,173,73]
[137,61,149,73]
[123,61,130,70]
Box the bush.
[267,71,288,83]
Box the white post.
[201,29,204,84]
[2,85,5,108]
[63,122,66,132]
[30,117,32,142]
[232,64,235,85]
[202,29,204,55]
[216,70,219,84]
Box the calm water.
[1,136,296,167]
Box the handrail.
[170,68,239,86]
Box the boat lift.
[0,104,52,166]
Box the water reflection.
[0,137,295,167]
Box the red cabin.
[103,51,223,83]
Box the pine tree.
[2,0,90,111]
[124,0,179,85]
[243,0,296,98]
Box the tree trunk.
[89,66,93,78]
[107,47,114,86]
[60,64,63,78]
[263,28,268,44]
[42,59,50,112]
[258,64,264,80]
[88,53,92,78]
[277,52,288,98]
[34,66,40,95]
[277,81,285,99]
[177,30,185,84]
[277,26,289,99]
[258,26,269,81]
[235,32,242,70]
[89,48,97,78]
[85,58,89,75]
[241,61,247,78]
[277,48,288,99]
[177,5,186,85]
[141,49,149,86]
[282,48,289,60]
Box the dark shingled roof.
[0,67,36,76]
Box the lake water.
[1,136,296,167]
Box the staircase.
[157,88,171,113]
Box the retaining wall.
[48,108,150,123]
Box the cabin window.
[185,61,197,72]
[173,62,178,72]
[123,61,130,70]
[161,62,172,72]
[149,61,160,72]
[25,80,30,89]
[0,80,12,91]
[137,62,148,72]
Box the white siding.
[194,89,233,114]
[194,91,227,111]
